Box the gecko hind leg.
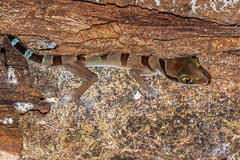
[64,62,98,122]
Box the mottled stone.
[0,0,239,159]
[89,0,240,25]
[0,43,50,159]
[1,0,240,57]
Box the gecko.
[4,34,211,114]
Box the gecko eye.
[180,77,193,84]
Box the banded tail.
[5,34,62,66]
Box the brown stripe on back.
[120,53,129,66]
[100,54,108,60]
[28,53,44,63]
[159,59,178,82]
[159,59,165,72]
[51,55,63,66]
[141,56,154,71]
[76,55,86,61]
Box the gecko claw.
[80,93,96,110]
[151,92,160,101]
[149,82,161,90]
[75,100,94,129]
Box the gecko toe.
[145,83,161,101]
[151,91,161,100]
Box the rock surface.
[17,52,240,159]
[1,0,240,57]
[0,0,239,159]
[88,0,240,25]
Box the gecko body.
[5,34,211,110]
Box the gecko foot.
[73,93,96,124]
[79,93,96,110]
[145,82,161,101]
[37,39,57,49]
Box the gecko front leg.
[129,69,161,100]
[64,62,98,121]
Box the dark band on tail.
[5,34,34,58]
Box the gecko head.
[164,56,211,86]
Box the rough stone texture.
[16,52,239,159]
[88,0,240,25]
[0,0,240,58]
[0,42,50,159]
[0,0,239,159]
[0,37,7,76]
